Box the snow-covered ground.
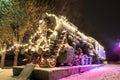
[0,67,13,80]
[59,64,120,80]
[0,64,120,80]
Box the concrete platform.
[13,64,103,80]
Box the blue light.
[118,42,120,48]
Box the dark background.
[50,0,120,61]
[83,0,120,61]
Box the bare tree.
[0,0,51,67]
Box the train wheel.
[47,58,56,68]
[38,57,46,67]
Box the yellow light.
[0,12,105,57]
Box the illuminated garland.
[0,13,104,55]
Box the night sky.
[83,0,120,45]
[83,0,120,61]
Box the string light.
[0,13,104,56]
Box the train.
[24,13,106,67]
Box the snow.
[0,68,13,80]
[59,64,120,80]
[0,64,120,80]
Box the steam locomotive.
[24,13,106,67]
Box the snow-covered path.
[59,64,120,80]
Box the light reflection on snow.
[59,65,120,80]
